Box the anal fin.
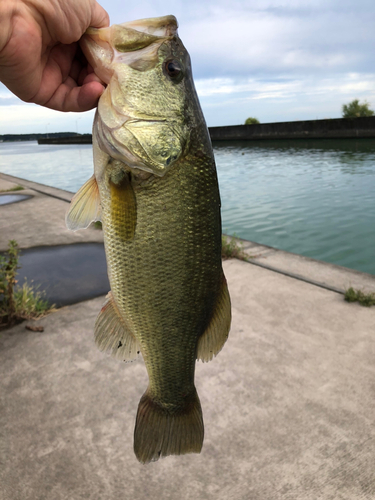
[66,175,101,231]
[197,275,231,362]
[95,292,141,362]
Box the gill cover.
[80,16,189,177]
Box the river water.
[1,139,374,275]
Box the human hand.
[0,0,109,112]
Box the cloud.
[182,4,375,80]
[0,0,374,131]
[0,101,95,135]
[195,73,375,101]
[197,72,375,126]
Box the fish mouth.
[80,16,178,83]
[115,15,178,37]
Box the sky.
[1,0,375,134]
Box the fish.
[66,15,231,464]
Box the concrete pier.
[209,116,375,141]
[1,172,375,500]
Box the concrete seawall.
[38,135,92,145]
[209,116,375,141]
[35,116,375,144]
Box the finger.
[80,69,106,86]
[43,79,105,112]
[90,1,110,29]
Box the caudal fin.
[134,388,204,464]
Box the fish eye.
[165,59,183,80]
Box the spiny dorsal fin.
[95,292,141,362]
[197,276,231,363]
[66,175,101,231]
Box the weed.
[222,234,250,261]
[0,185,24,192]
[14,281,54,318]
[0,240,19,323]
[93,221,102,230]
[344,287,375,307]
[0,240,55,328]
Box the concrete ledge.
[210,116,375,141]
[225,235,375,294]
[0,173,103,251]
[0,172,73,202]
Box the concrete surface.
[17,244,109,307]
[0,173,103,251]
[1,172,375,499]
[231,236,375,295]
[1,259,375,500]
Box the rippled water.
[1,139,374,275]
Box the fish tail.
[134,388,204,464]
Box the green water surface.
[214,139,375,275]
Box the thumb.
[90,1,110,29]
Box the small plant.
[344,287,375,307]
[222,234,249,261]
[93,221,103,230]
[0,240,19,324]
[0,185,24,193]
[14,281,52,318]
[0,240,55,328]
[245,117,260,125]
[342,99,374,118]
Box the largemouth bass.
[66,15,231,464]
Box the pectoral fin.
[110,172,137,241]
[66,175,101,231]
[95,292,141,362]
[197,276,231,362]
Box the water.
[0,141,94,192]
[1,139,374,275]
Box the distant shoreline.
[1,116,375,144]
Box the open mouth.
[80,16,178,84]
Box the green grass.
[344,287,375,307]
[0,240,55,328]
[14,281,55,319]
[0,185,24,192]
[93,220,103,229]
[222,234,250,261]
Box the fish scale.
[101,148,222,401]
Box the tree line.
[245,99,374,125]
